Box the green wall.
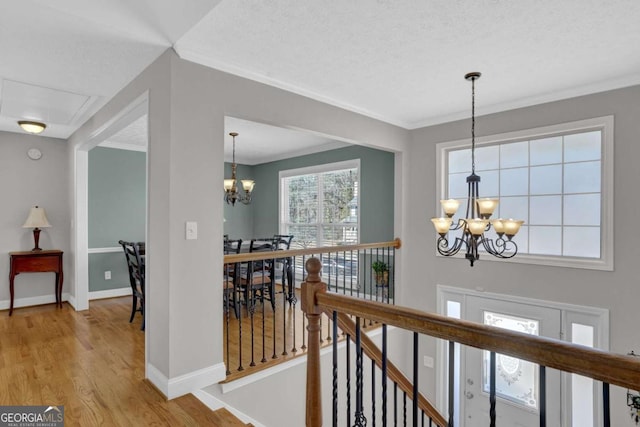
[223,145,394,243]
[88,147,146,292]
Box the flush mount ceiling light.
[18,120,47,134]
[431,72,524,266]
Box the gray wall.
[88,147,146,292]
[224,145,395,243]
[0,131,70,307]
[404,84,640,426]
[67,49,409,394]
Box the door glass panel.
[482,311,540,411]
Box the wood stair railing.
[302,257,640,426]
[327,310,447,426]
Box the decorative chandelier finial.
[431,72,523,266]
[224,132,255,205]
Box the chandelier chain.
[471,75,476,174]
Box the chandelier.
[431,72,523,266]
[224,132,255,205]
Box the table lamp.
[22,206,51,251]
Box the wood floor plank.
[0,298,243,426]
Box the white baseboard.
[147,362,227,400]
[0,293,70,311]
[89,287,131,300]
[193,389,266,427]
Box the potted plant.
[372,260,389,286]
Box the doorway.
[437,285,609,427]
[463,295,561,426]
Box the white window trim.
[278,159,361,243]
[435,116,614,271]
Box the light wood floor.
[223,286,380,382]
[0,298,248,426]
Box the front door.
[462,295,562,426]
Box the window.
[280,160,359,248]
[437,116,613,270]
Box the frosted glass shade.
[431,217,453,235]
[491,218,506,235]
[440,199,460,217]
[467,218,489,236]
[223,179,235,191]
[476,198,498,218]
[22,206,51,228]
[241,180,255,192]
[18,120,46,134]
[503,219,524,237]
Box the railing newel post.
[302,257,327,427]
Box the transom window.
[437,116,613,270]
[280,160,359,248]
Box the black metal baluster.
[421,411,424,427]
[347,333,352,424]
[394,382,398,427]
[249,293,256,367]
[447,341,454,427]
[489,351,496,427]
[603,382,610,427]
[382,324,388,427]
[332,311,338,427]
[224,263,231,375]
[403,391,407,426]
[290,256,297,354]
[372,358,376,427]
[539,365,546,427]
[413,332,419,427]
[261,268,267,363]
[355,317,366,426]
[280,255,286,358]
[237,299,244,371]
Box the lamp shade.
[22,206,51,228]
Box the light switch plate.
[186,221,198,240]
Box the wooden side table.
[9,250,64,316]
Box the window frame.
[279,159,361,247]
[435,116,614,270]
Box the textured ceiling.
[1,0,639,145]
[177,0,640,128]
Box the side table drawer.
[13,256,59,272]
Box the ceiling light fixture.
[18,120,47,134]
[431,72,524,266]
[224,132,255,205]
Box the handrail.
[224,238,401,264]
[328,310,447,427]
[316,291,640,391]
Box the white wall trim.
[0,293,71,311]
[147,362,227,400]
[193,389,267,427]
[99,141,147,152]
[88,246,122,254]
[89,287,131,300]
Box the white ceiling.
[2,0,639,155]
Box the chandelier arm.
[436,236,465,257]
[479,236,518,259]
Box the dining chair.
[272,235,295,303]
[223,238,242,318]
[239,238,276,310]
[119,240,145,330]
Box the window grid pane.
[282,166,359,249]
[446,130,602,259]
